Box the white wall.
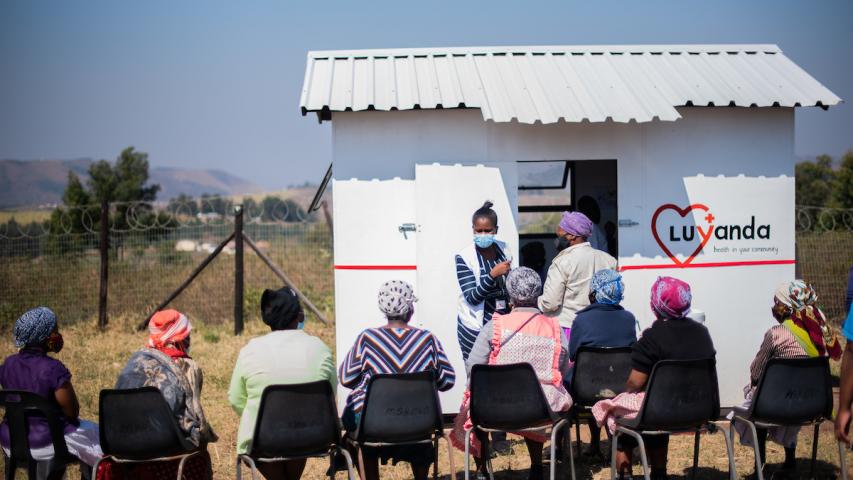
[331,107,795,407]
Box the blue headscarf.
[14,307,57,348]
[590,269,624,305]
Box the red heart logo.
[651,203,713,266]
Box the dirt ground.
[2,316,851,479]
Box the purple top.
[0,348,77,449]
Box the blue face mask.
[297,321,305,330]
[474,233,496,248]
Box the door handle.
[398,223,417,239]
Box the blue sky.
[1,0,851,191]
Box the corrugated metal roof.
[299,44,841,124]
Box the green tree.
[795,155,835,207]
[831,150,853,209]
[168,193,200,216]
[50,147,160,235]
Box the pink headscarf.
[650,276,692,319]
[559,211,593,238]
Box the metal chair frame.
[728,356,844,480]
[234,382,356,480]
[96,387,204,480]
[0,389,83,480]
[236,447,355,480]
[465,363,575,480]
[608,359,736,480]
[345,372,454,480]
[568,346,633,456]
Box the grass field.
[2,315,851,479]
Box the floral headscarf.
[774,280,840,360]
[650,276,692,320]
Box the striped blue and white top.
[340,327,455,414]
[455,248,509,360]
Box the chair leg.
[736,416,765,480]
[464,427,472,480]
[357,446,367,480]
[442,432,456,480]
[610,430,619,480]
[575,416,582,456]
[616,428,649,480]
[92,457,105,480]
[338,447,357,480]
[176,453,191,480]
[691,430,700,480]
[552,420,574,480]
[240,456,260,480]
[236,456,242,480]
[433,437,439,480]
[717,423,737,480]
[838,440,848,480]
[811,422,820,479]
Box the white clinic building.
[299,44,841,408]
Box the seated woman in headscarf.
[730,280,840,477]
[452,267,572,480]
[340,280,455,480]
[105,310,217,480]
[0,307,102,478]
[567,269,637,459]
[229,286,336,480]
[592,276,715,480]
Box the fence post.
[98,200,109,330]
[234,204,244,335]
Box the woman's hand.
[489,260,511,279]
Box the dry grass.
[2,315,852,479]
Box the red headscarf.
[148,309,192,360]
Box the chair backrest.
[357,371,443,444]
[0,390,71,463]
[750,356,833,424]
[99,387,195,460]
[634,358,719,431]
[570,346,633,407]
[469,363,554,431]
[249,381,341,458]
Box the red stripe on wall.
[334,265,418,270]
[619,259,796,271]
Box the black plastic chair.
[0,390,84,480]
[729,356,842,480]
[346,371,454,480]
[235,381,355,480]
[568,346,633,453]
[467,363,574,480]
[609,358,735,480]
[93,387,204,480]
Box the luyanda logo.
[651,203,771,266]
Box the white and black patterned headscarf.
[506,267,542,307]
[377,280,417,317]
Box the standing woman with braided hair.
[455,201,513,363]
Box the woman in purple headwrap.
[593,276,716,479]
[538,210,617,342]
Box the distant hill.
[0,158,263,208]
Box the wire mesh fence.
[1,202,850,330]
[795,206,853,326]
[0,197,333,329]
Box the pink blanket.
[591,392,645,434]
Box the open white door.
[415,163,519,410]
